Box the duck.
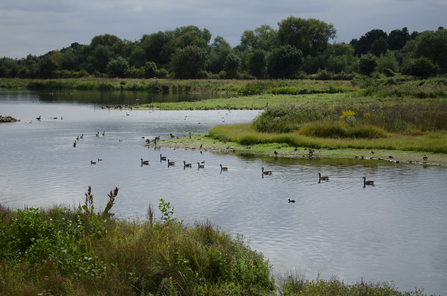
[141,158,149,165]
[220,164,228,171]
[363,177,374,186]
[262,167,272,175]
[168,159,175,166]
[198,162,205,169]
[160,154,167,161]
[288,199,295,203]
[90,160,96,165]
[318,172,329,181]
[183,161,192,168]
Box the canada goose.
[96,132,99,137]
[220,164,228,171]
[160,154,167,161]
[91,160,96,165]
[199,144,203,149]
[126,113,130,116]
[61,116,63,120]
[363,177,374,185]
[274,150,278,155]
[73,141,77,148]
[168,159,175,166]
[170,133,175,138]
[262,167,272,175]
[423,154,428,161]
[288,199,295,203]
[36,115,41,120]
[76,136,80,141]
[141,158,149,165]
[102,131,105,136]
[183,161,192,168]
[98,158,102,162]
[318,172,329,181]
[198,162,205,169]
[80,134,84,139]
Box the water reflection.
[1,95,446,295]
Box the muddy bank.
[145,134,447,167]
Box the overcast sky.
[1,0,445,59]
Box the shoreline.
[146,134,447,167]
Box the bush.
[359,53,377,76]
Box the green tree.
[376,50,399,73]
[387,27,410,51]
[91,45,113,73]
[144,61,158,78]
[90,34,124,56]
[350,29,387,56]
[140,31,172,66]
[358,53,377,76]
[38,56,59,78]
[277,17,336,56]
[128,46,146,68]
[223,53,241,78]
[246,49,267,78]
[59,50,78,71]
[267,45,303,78]
[240,24,277,52]
[208,36,232,74]
[106,56,129,77]
[170,45,209,78]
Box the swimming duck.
[363,177,374,185]
[262,167,272,175]
[318,172,329,181]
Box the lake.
[1,89,446,295]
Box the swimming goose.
[262,167,272,175]
[36,115,41,120]
[160,154,167,161]
[198,162,205,169]
[170,133,175,138]
[220,164,228,171]
[102,131,105,136]
[363,177,374,185]
[288,199,295,203]
[96,132,99,137]
[73,141,77,148]
[318,172,329,181]
[141,158,149,165]
[91,160,96,165]
[183,161,192,168]
[168,159,175,166]
[80,134,84,139]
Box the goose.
[126,113,130,116]
[274,150,278,155]
[76,136,80,141]
[198,162,205,169]
[91,160,96,165]
[102,131,105,136]
[61,116,63,120]
[183,161,192,168]
[141,158,149,165]
[36,115,41,120]
[220,164,228,171]
[363,177,374,186]
[288,199,295,203]
[160,154,167,161]
[98,158,102,162]
[80,134,84,139]
[167,159,175,166]
[170,133,175,138]
[318,172,329,181]
[73,141,77,148]
[96,132,99,137]
[262,167,272,175]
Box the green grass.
[0,189,275,296]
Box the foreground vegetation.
[0,188,433,295]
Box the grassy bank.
[0,189,432,296]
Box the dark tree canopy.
[277,17,336,57]
[267,45,303,78]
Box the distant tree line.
[0,17,446,80]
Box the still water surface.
[1,90,446,295]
